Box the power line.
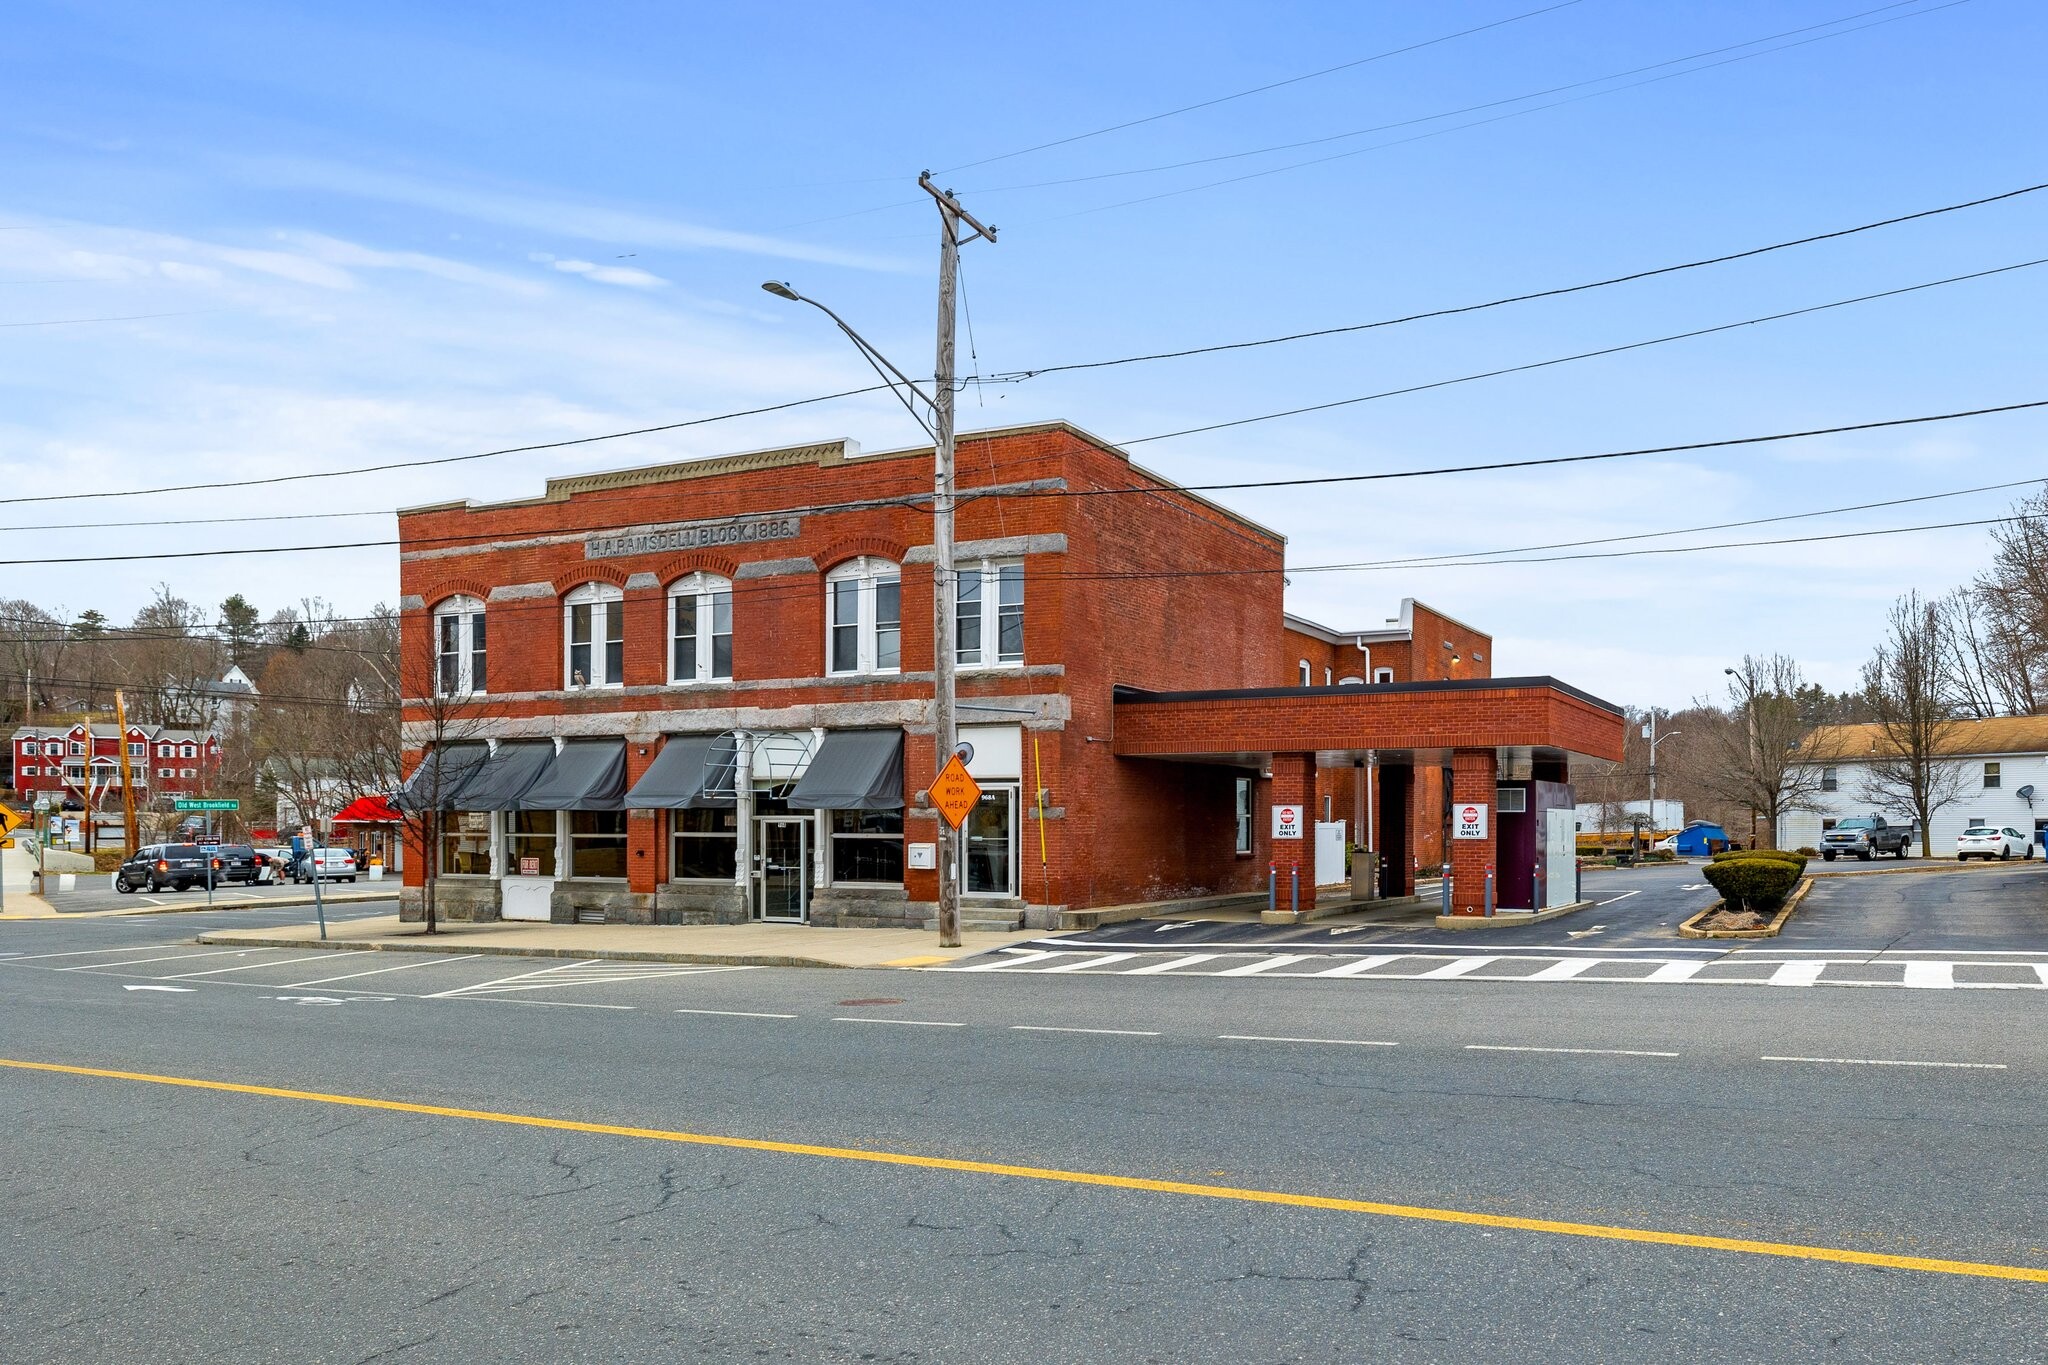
[994,179,2048,382]
[1033,1,1970,224]
[0,310,212,330]
[1115,256,2048,446]
[931,1,1585,176]
[964,0,1940,197]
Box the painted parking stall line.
[1762,1055,2007,1070]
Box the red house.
[11,722,224,809]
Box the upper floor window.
[827,558,900,675]
[44,741,61,756]
[956,561,1024,667]
[1298,660,1311,686]
[564,582,625,689]
[1820,767,1838,792]
[127,742,145,758]
[1373,667,1395,684]
[157,742,173,758]
[69,740,84,756]
[669,573,733,683]
[1983,761,2001,789]
[1323,666,1333,686]
[181,743,196,759]
[435,595,487,696]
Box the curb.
[1809,859,2041,879]
[1433,898,1595,931]
[191,932,867,969]
[1678,876,1812,939]
[111,891,395,917]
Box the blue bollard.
[1268,864,1276,916]
[1290,867,1299,919]
[1484,865,1494,917]
[1441,865,1453,917]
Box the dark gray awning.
[392,741,489,812]
[624,733,738,809]
[448,741,556,811]
[786,729,904,810]
[517,739,626,811]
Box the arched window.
[1323,666,1332,686]
[669,573,733,683]
[1298,660,1311,686]
[434,595,487,696]
[564,582,625,689]
[826,558,901,675]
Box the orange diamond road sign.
[0,807,23,837]
[928,753,983,830]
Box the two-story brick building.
[11,722,223,808]
[395,421,1623,930]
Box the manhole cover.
[836,997,903,1007]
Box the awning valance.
[332,795,402,825]
[517,738,626,811]
[786,729,904,810]
[624,733,738,809]
[447,741,555,811]
[392,741,489,812]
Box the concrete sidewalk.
[195,913,1054,969]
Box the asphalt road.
[3,877,2045,1362]
[37,875,394,916]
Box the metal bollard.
[1290,867,1300,919]
[1534,860,1546,910]
[1441,864,1453,916]
[1268,864,1277,916]
[1484,865,1494,917]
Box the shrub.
[1701,856,1801,913]
[1642,849,1677,862]
[92,849,130,873]
[1713,848,1807,874]
[1795,846,1819,858]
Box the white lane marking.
[1219,1034,1398,1047]
[156,952,360,980]
[1762,1055,2006,1070]
[1011,1025,1161,1036]
[1215,954,1320,977]
[1902,960,1955,989]
[1768,961,1829,987]
[1312,955,1400,978]
[676,1008,798,1019]
[1408,956,1500,980]
[286,954,483,986]
[1,944,195,962]
[2037,965,2048,986]
[1679,883,1708,890]
[1151,922,1195,933]
[1735,948,2048,956]
[1525,959,1601,981]
[831,1017,964,1027]
[57,948,258,971]
[1121,954,1223,975]
[122,984,195,993]
[1644,960,1708,983]
[959,949,1070,971]
[1043,953,1137,973]
[425,959,584,998]
[455,997,635,1010]
[1564,926,1606,939]
[1019,938,1725,955]
[1467,1044,1678,1058]
[1595,890,1641,905]
[136,896,173,906]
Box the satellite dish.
[2019,784,2035,807]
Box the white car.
[292,847,359,883]
[1956,825,2033,861]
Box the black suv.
[114,843,210,893]
[212,845,263,884]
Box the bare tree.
[392,645,488,935]
[1696,653,1838,849]
[1860,591,1970,850]
[1968,487,2048,712]
[121,585,223,728]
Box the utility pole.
[114,689,138,852]
[918,172,996,949]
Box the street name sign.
[174,798,239,812]
[928,754,983,830]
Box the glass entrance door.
[963,787,1018,896]
[755,817,809,922]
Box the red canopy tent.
[330,795,404,873]
[331,795,401,826]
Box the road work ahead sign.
[1453,803,1489,840]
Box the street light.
[762,280,964,945]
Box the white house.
[1779,717,2048,856]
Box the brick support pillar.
[626,741,660,895]
[1448,749,1498,917]
[1267,752,1314,915]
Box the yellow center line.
[4,1056,2043,1286]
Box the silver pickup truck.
[1820,815,1913,861]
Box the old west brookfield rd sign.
[585,515,802,560]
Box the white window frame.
[45,741,62,756]
[1234,777,1254,854]
[181,743,196,759]
[69,740,85,756]
[668,572,734,684]
[63,764,84,783]
[1983,761,2001,789]
[1820,766,1838,792]
[955,559,1024,669]
[157,743,173,758]
[1298,660,1311,686]
[826,557,901,676]
[434,595,487,697]
[17,765,33,778]
[180,767,197,779]
[127,741,145,758]
[1373,667,1395,684]
[158,766,174,778]
[564,581,626,689]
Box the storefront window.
[569,811,628,878]
[506,810,558,877]
[964,788,1017,895]
[672,808,738,880]
[830,808,904,884]
[440,811,492,875]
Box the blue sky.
[4,0,2044,707]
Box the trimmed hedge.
[1795,846,1819,858]
[1701,856,1802,913]
[1712,848,1808,874]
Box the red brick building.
[395,422,1623,929]
[10,722,223,808]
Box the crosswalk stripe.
[1043,953,1136,973]
[1768,961,1828,987]
[1312,955,1399,978]
[1644,960,1707,983]
[1408,957,1500,980]
[959,949,1068,972]
[1525,959,1601,982]
[1215,955,1319,977]
[1122,954,1223,975]
[1902,961,1954,989]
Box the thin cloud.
[552,258,668,289]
